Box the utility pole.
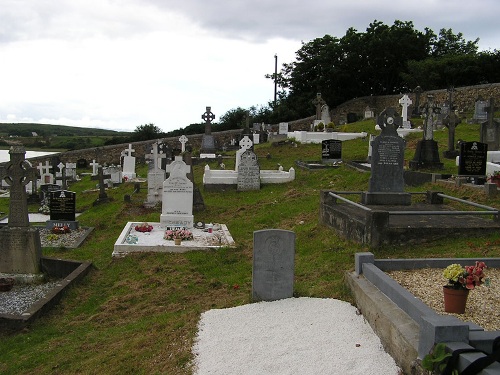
[274,54,278,108]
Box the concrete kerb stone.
[350,252,500,373]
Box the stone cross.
[399,94,412,128]
[57,162,65,174]
[444,111,460,154]
[412,86,422,116]
[422,95,440,140]
[97,167,110,200]
[165,155,190,177]
[312,93,326,120]
[201,106,215,135]
[179,135,188,152]
[0,146,33,227]
[146,142,166,170]
[37,160,51,176]
[90,159,99,175]
[123,144,135,158]
[481,97,500,151]
[377,107,402,136]
[239,135,253,151]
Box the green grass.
[1,121,500,374]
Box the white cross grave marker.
[124,144,135,157]
[399,94,413,129]
[90,160,100,176]
[179,135,188,152]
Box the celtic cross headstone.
[200,106,216,155]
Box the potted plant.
[164,228,193,245]
[442,261,487,313]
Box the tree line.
[129,20,500,140]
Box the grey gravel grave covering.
[0,281,62,315]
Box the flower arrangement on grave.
[443,261,487,290]
[135,222,153,232]
[164,228,193,241]
[52,225,71,234]
[39,204,50,215]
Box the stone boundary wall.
[19,129,243,166]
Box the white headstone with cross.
[179,135,188,152]
[38,160,54,184]
[145,142,166,206]
[160,156,193,228]
[399,94,413,129]
[235,136,253,171]
[122,144,136,179]
[90,160,100,176]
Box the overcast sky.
[1,0,499,133]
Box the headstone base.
[160,214,194,229]
[0,227,42,274]
[45,220,79,230]
[361,192,412,205]
[410,140,444,170]
[199,154,217,159]
[122,172,136,180]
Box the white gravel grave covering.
[0,281,62,315]
[192,297,400,375]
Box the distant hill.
[0,123,132,137]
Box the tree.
[131,123,163,141]
[217,107,248,130]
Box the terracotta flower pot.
[443,286,469,314]
[174,238,182,246]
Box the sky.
[1,0,500,133]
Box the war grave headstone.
[409,94,444,170]
[252,229,295,302]
[160,156,194,228]
[200,106,216,157]
[145,142,166,207]
[121,144,136,180]
[322,140,342,164]
[399,94,412,129]
[0,146,42,274]
[362,108,411,205]
[46,190,79,230]
[458,142,488,183]
[480,97,500,151]
[237,150,260,191]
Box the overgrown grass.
[1,122,500,374]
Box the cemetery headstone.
[474,98,488,122]
[160,156,193,228]
[235,136,253,171]
[46,190,78,230]
[410,95,444,170]
[179,135,188,153]
[76,158,87,169]
[145,142,166,207]
[362,108,411,205]
[320,104,331,124]
[443,87,460,158]
[458,141,487,177]
[278,122,289,135]
[322,140,342,164]
[65,162,77,181]
[237,150,260,191]
[412,86,422,116]
[0,146,42,274]
[399,94,412,129]
[200,106,216,156]
[40,183,61,207]
[312,93,326,120]
[480,97,500,151]
[38,160,54,184]
[121,144,136,179]
[93,167,111,205]
[364,106,374,119]
[90,159,99,176]
[252,229,295,302]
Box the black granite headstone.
[458,141,487,176]
[321,140,342,163]
[49,190,76,221]
[40,183,61,205]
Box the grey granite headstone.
[237,150,260,191]
[200,106,216,154]
[474,99,488,121]
[252,229,295,302]
[480,97,500,151]
[362,108,411,205]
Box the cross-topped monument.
[412,86,422,116]
[179,135,188,153]
[399,94,412,129]
[0,146,42,274]
[145,142,167,207]
[443,87,461,158]
[312,93,326,120]
[200,106,216,156]
[235,135,253,171]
